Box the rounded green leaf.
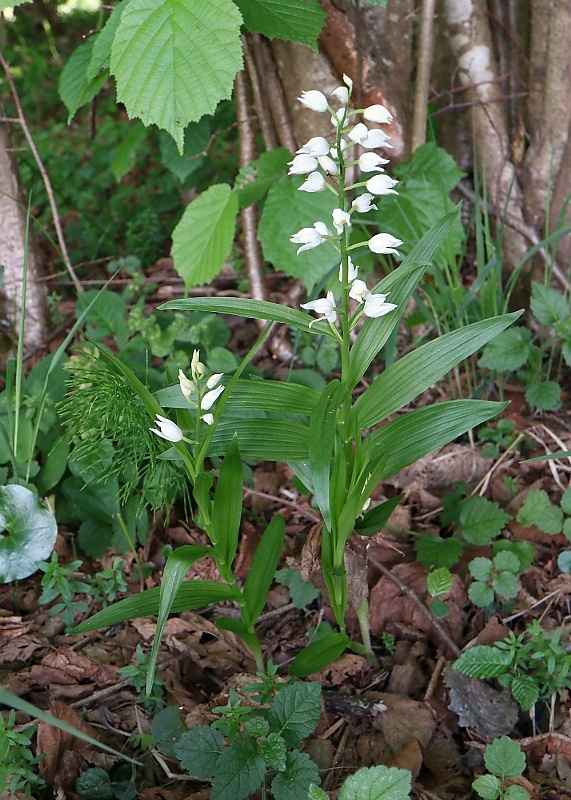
[171,184,238,288]
[484,736,526,779]
[468,581,495,607]
[469,557,494,582]
[0,485,58,582]
[110,0,243,151]
[472,774,501,800]
[557,550,571,573]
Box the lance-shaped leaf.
[349,205,461,387]
[351,312,521,429]
[211,436,242,580]
[309,381,343,532]
[110,0,243,152]
[208,419,310,461]
[289,632,350,677]
[242,515,286,628]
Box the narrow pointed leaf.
[310,381,343,532]
[289,632,350,677]
[242,515,286,627]
[211,436,243,575]
[208,419,310,461]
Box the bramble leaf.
[266,682,322,748]
[472,774,501,800]
[517,490,563,534]
[416,535,463,568]
[338,765,412,800]
[271,750,321,800]
[484,736,526,779]
[210,737,265,800]
[458,496,510,544]
[174,726,224,779]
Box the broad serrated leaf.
[468,582,495,607]
[453,646,513,679]
[338,765,412,800]
[110,0,243,151]
[174,726,224,779]
[504,786,531,800]
[258,733,287,772]
[59,39,109,121]
[171,183,238,288]
[484,736,526,779]
[469,557,494,582]
[258,176,338,291]
[266,682,322,747]
[416,535,463,568]
[472,774,501,800]
[458,496,510,544]
[492,571,519,599]
[525,380,562,411]
[271,750,321,800]
[517,490,563,534]
[308,786,328,800]
[479,327,531,372]
[210,737,265,800]
[235,149,292,208]
[427,566,453,598]
[492,550,520,574]
[234,0,325,49]
[275,568,319,608]
[87,0,129,80]
[430,598,450,617]
[491,541,534,572]
[530,281,570,325]
[510,675,539,711]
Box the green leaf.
[349,205,461,387]
[458,496,510,544]
[110,121,148,181]
[210,737,265,800]
[0,0,32,9]
[468,582,495,607]
[266,681,322,747]
[308,786,328,800]
[275,568,319,608]
[75,767,114,800]
[427,566,453,598]
[208,419,310,461]
[472,774,501,800]
[416,535,463,568]
[310,381,343,531]
[561,485,571,516]
[86,0,129,79]
[289,633,349,677]
[510,675,539,711]
[351,313,520,429]
[469,557,494,582]
[70,580,239,633]
[159,120,211,182]
[484,736,526,779]
[271,750,321,800]
[0,485,58,583]
[492,551,520,574]
[75,290,128,342]
[59,39,108,121]
[258,176,338,291]
[211,436,242,576]
[171,184,238,288]
[235,149,292,208]
[159,297,328,337]
[37,433,70,495]
[503,786,531,800]
[228,379,320,415]
[215,616,262,655]
[492,571,519,599]
[530,281,570,325]
[242,515,285,627]
[453,645,513,679]
[557,550,571,573]
[517,490,563,534]
[110,0,243,152]
[234,0,325,49]
[338,765,412,800]
[429,599,449,617]
[258,733,287,772]
[369,400,506,481]
[354,494,404,537]
[525,381,562,411]
[174,726,224,779]
[479,327,531,372]
[151,706,186,758]
[491,541,534,573]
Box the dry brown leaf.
[444,666,519,739]
[369,692,436,752]
[312,654,370,688]
[390,737,424,779]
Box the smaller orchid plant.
[72,75,518,680]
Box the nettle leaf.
[510,675,539,711]
[468,582,495,608]
[517,489,563,534]
[174,726,224,779]
[484,736,526,779]
[416,535,463,568]
[479,327,531,372]
[525,381,562,411]
[453,645,512,679]
[271,750,321,800]
[258,733,286,772]
[110,0,243,152]
[266,681,322,748]
[59,39,109,122]
[210,737,265,800]
[530,281,570,325]
[427,567,453,598]
[258,176,338,291]
[234,0,325,49]
[458,496,510,544]
[338,765,412,800]
[171,184,238,289]
[472,774,501,800]
[0,485,58,582]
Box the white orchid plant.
[73,75,519,679]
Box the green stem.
[356,597,379,667]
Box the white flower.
[366,174,399,195]
[330,109,345,127]
[191,350,205,381]
[358,152,390,172]
[368,233,403,255]
[206,373,223,389]
[297,137,330,157]
[301,291,337,327]
[363,292,398,318]
[178,369,196,401]
[331,86,349,104]
[348,123,369,145]
[349,279,368,304]
[352,193,377,213]
[288,154,318,175]
[343,73,353,90]
[317,155,338,175]
[332,208,351,234]
[290,221,331,254]
[201,413,214,426]
[339,256,358,282]
[329,139,348,159]
[298,90,328,112]
[362,129,393,149]
[363,104,393,124]
[298,172,326,192]
[150,415,184,443]
[202,385,224,410]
